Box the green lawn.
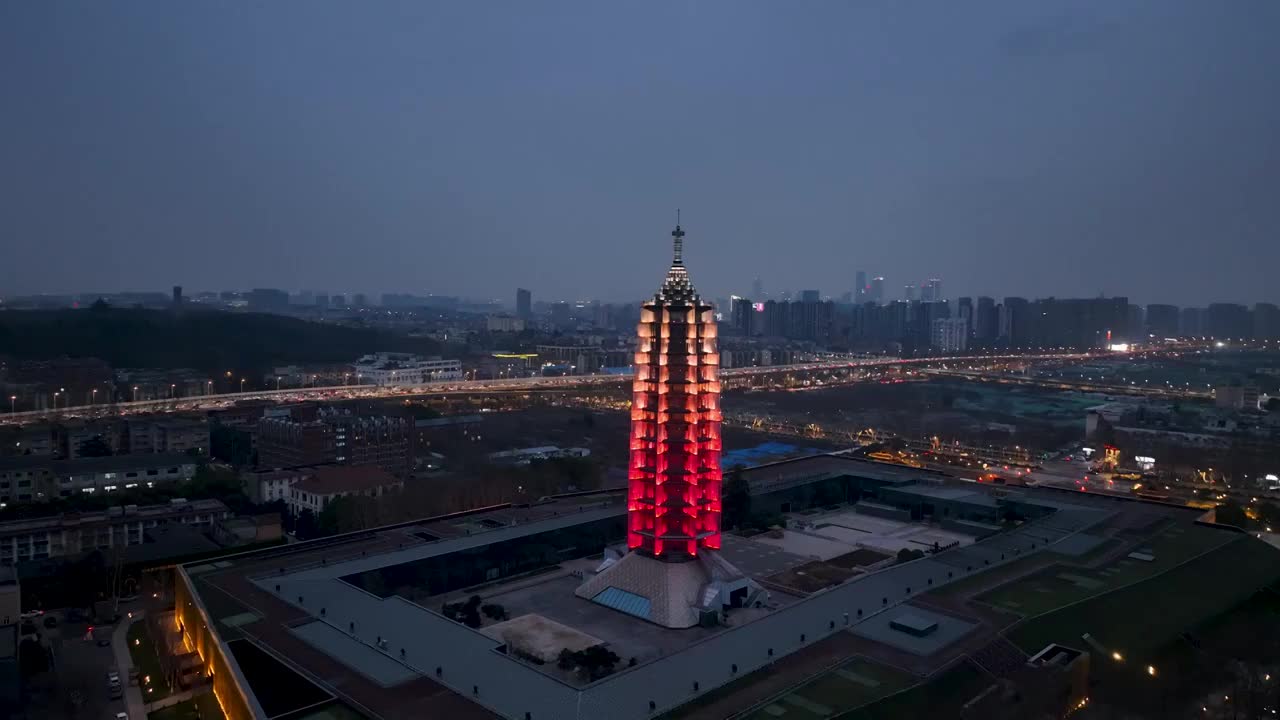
[147,691,222,720]
[740,658,914,720]
[837,660,988,720]
[1079,588,1280,717]
[927,554,1047,600]
[1009,536,1280,655]
[980,524,1233,616]
[128,621,174,702]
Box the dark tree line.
[0,306,441,376]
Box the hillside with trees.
[0,306,441,374]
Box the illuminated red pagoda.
[577,221,759,629]
[626,222,723,557]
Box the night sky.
[2,1,1278,306]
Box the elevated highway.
[2,351,1097,425]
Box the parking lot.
[20,609,130,720]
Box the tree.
[557,646,620,680]
[77,435,114,458]
[723,468,751,530]
[575,646,620,680]
[444,595,483,628]
[317,500,342,537]
[210,425,253,466]
[557,649,575,671]
[294,509,318,539]
[18,638,48,677]
[1215,500,1249,529]
[896,548,925,564]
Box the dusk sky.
[2,1,1278,306]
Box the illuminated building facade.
[627,223,723,558]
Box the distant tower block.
[627,221,723,558]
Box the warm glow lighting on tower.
[627,222,722,558]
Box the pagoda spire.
[672,210,684,266]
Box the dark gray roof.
[0,452,197,474]
[239,487,1131,720]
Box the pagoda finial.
[672,210,685,266]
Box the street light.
[132,386,139,402]
[53,390,61,410]
[240,378,246,393]
[91,389,97,406]
[170,383,176,399]
[8,396,14,414]
[276,376,282,391]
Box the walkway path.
[111,610,147,720]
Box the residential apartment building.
[241,467,313,505]
[0,499,229,565]
[286,466,402,516]
[0,454,198,505]
[257,417,336,469]
[0,424,56,459]
[257,409,412,478]
[124,415,209,455]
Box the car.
[42,615,58,629]
[116,713,129,720]
[19,610,42,620]
[97,637,112,647]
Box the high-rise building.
[172,285,183,307]
[247,288,290,312]
[1126,304,1144,340]
[1000,297,1030,345]
[903,285,917,302]
[751,277,763,300]
[574,222,754,629]
[932,317,969,352]
[869,276,885,304]
[516,288,532,319]
[762,299,787,337]
[1206,303,1252,340]
[1146,304,1180,338]
[1254,303,1280,340]
[1180,307,1205,337]
[550,301,571,328]
[1028,297,1128,348]
[800,289,820,303]
[854,271,867,302]
[974,296,998,344]
[729,296,753,336]
[352,293,368,307]
[957,297,974,337]
[922,278,942,303]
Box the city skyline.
[3,2,1280,305]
